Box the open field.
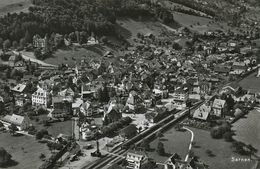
[172,12,235,34]
[31,115,73,137]
[148,127,191,163]
[0,0,32,16]
[232,109,260,156]
[239,71,260,93]
[0,132,51,169]
[45,47,103,67]
[116,18,171,41]
[190,127,255,169]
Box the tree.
[12,41,18,49]
[24,30,31,44]
[141,160,157,169]
[19,38,26,48]
[0,38,3,49]
[39,153,46,160]
[3,40,11,50]
[156,130,163,139]
[8,124,18,136]
[0,147,12,167]
[247,144,257,159]
[210,126,223,139]
[36,129,49,140]
[34,48,42,59]
[140,139,150,151]
[223,131,233,142]
[172,42,182,50]
[157,142,165,155]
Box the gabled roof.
[11,84,27,93]
[3,114,26,126]
[193,104,211,120]
[212,99,226,109]
[223,83,240,91]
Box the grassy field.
[0,0,31,16]
[172,12,234,34]
[44,46,103,66]
[190,127,255,169]
[148,127,191,163]
[239,71,260,93]
[232,109,260,156]
[32,115,73,137]
[116,18,170,41]
[0,132,51,169]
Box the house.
[231,62,247,75]
[214,66,231,75]
[193,104,211,120]
[125,91,143,111]
[212,99,227,117]
[33,34,48,49]
[8,54,20,67]
[49,96,72,120]
[103,101,122,125]
[221,83,241,95]
[87,36,99,45]
[119,124,137,139]
[126,150,147,169]
[1,114,30,131]
[72,98,83,115]
[80,100,93,116]
[11,83,27,95]
[32,86,50,108]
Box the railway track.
[83,101,204,169]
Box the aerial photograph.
[0,0,260,169]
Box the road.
[183,127,194,162]
[13,51,58,67]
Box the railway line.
[83,101,204,169]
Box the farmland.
[239,71,260,93]
[0,132,51,169]
[148,127,191,163]
[232,109,260,157]
[190,127,255,169]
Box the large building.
[32,87,50,107]
[1,114,30,131]
[126,151,147,169]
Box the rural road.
[13,51,58,67]
[183,127,194,162]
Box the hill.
[0,0,32,16]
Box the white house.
[32,86,50,107]
[126,151,147,169]
[212,99,227,117]
[193,104,211,120]
[1,114,30,131]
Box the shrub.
[223,131,233,142]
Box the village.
[0,22,260,169]
[0,0,260,168]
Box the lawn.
[0,0,31,16]
[232,109,260,156]
[0,132,51,169]
[190,127,255,169]
[44,47,103,67]
[148,127,191,163]
[239,71,260,93]
[31,115,73,137]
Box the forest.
[0,0,175,49]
